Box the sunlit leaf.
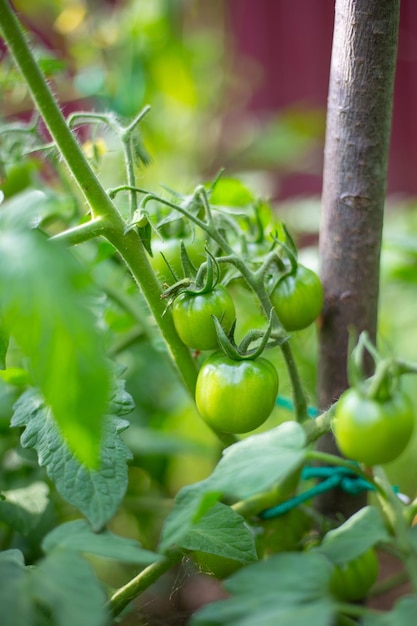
[0,481,49,534]
[0,200,111,465]
[209,178,254,207]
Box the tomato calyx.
[161,245,222,307]
[268,225,301,288]
[213,309,287,362]
[347,331,399,403]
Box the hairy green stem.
[51,218,106,245]
[108,551,182,617]
[303,407,333,443]
[122,136,139,216]
[0,0,199,396]
[0,1,117,223]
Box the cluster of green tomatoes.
[151,222,323,436]
[147,182,414,468]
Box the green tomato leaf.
[42,519,160,565]
[179,502,258,564]
[317,505,390,565]
[11,385,133,531]
[0,214,111,466]
[0,550,33,626]
[362,596,417,626]
[0,548,109,626]
[159,483,222,553]
[207,421,307,500]
[30,549,109,626]
[0,481,49,534]
[159,422,306,553]
[190,552,335,626]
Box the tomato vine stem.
[0,0,200,399]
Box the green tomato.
[333,388,414,466]
[1,161,37,199]
[172,286,236,351]
[195,352,279,433]
[330,548,379,601]
[269,265,323,331]
[150,237,206,284]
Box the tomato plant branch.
[108,550,183,618]
[120,107,152,217]
[0,0,201,398]
[303,407,333,443]
[51,218,106,245]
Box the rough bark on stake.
[318,0,400,516]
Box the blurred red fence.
[227,0,417,198]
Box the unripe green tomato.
[330,548,379,601]
[191,551,244,579]
[195,352,279,433]
[150,237,206,284]
[333,388,414,466]
[269,265,323,331]
[1,161,37,199]
[172,286,236,351]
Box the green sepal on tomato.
[172,285,236,351]
[195,352,279,434]
[333,387,414,466]
[329,548,379,602]
[269,264,323,332]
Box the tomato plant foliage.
[1,3,417,626]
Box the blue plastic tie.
[267,398,400,519]
[259,466,374,520]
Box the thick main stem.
[317,0,400,516]
[0,0,198,396]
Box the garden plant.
[1,1,417,625]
